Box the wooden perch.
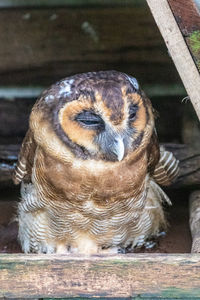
[0,253,200,298]
[0,143,200,188]
[189,190,200,253]
[146,0,200,121]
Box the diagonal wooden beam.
[146,0,200,121]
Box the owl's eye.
[129,104,138,121]
[75,111,105,130]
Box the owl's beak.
[97,131,125,161]
[112,136,125,161]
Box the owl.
[13,71,179,254]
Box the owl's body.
[13,71,179,254]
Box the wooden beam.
[165,143,200,188]
[1,143,200,188]
[0,0,141,8]
[189,191,200,253]
[0,254,200,298]
[146,0,200,121]
[0,6,179,86]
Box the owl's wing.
[153,145,179,186]
[13,129,36,185]
[147,129,160,175]
[147,130,179,186]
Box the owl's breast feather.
[33,147,148,206]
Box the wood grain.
[146,0,200,121]
[0,143,200,188]
[0,0,140,8]
[0,6,180,86]
[0,254,200,298]
[189,191,200,253]
[168,0,200,72]
[164,143,200,188]
[168,0,200,34]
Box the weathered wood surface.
[189,190,200,253]
[0,145,19,187]
[165,143,200,188]
[146,0,200,121]
[0,143,200,188]
[0,0,139,8]
[168,0,200,71]
[0,201,17,226]
[0,254,200,298]
[0,97,34,140]
[0,5,180,86]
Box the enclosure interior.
[0,0,198,254]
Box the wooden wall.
[0,0,181,86]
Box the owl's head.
[31,71,155,162]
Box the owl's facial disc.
[57,72,154,162]
[75,110,125,161]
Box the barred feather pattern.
[13,130,36,185]
[153,146,179,186]
[18,174,168,254]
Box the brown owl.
[13,71,179,254]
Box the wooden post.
[146,0,200,121]
[189,191,200,253]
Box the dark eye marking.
[75,110,105,130]
[129,104,138,121]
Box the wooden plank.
[0,98,34,139]
[189,190,200,253]
[146,0,200,121]
[0,84,186,100]
[0,6,180,86]
[0,254,200,298]
[165,143,200,188]
[0,0,142,8]
[0,201,17,226]
[0,143,200,188]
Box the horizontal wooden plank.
[0,143,200,188]
[0,84,186,100]
[0,6,180,86]
[165,143,200,188]
[0,254,200,298]
[0,0,143,8]
[0,62,181,87]
[0,97,34,139]
[0,93,186,143]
